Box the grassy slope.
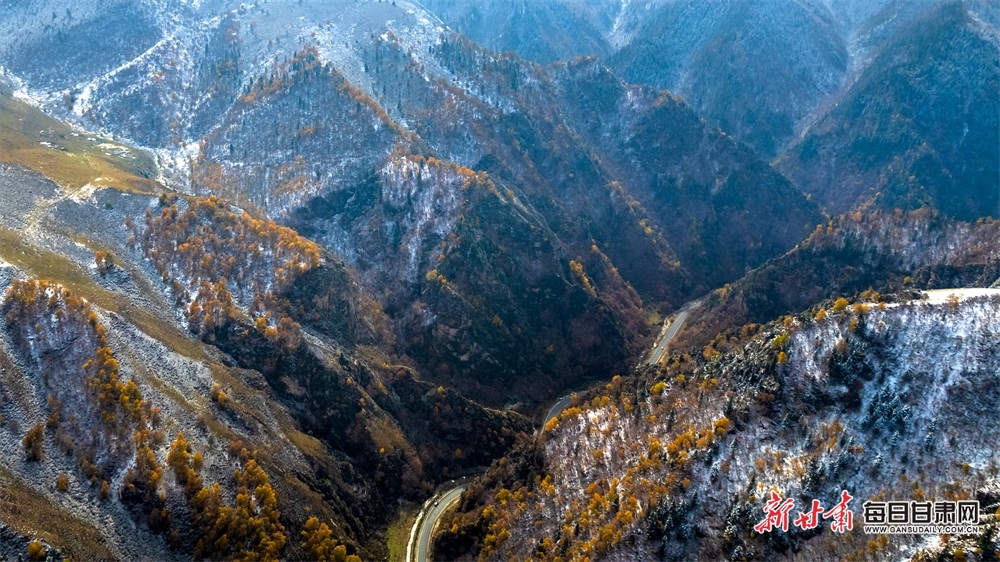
[0,465,115,560]
[0,89,160,194]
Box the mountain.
[419,0,613,64]
[608,0,849,159]
[1,1,997,561]
[0,82,529,560]
[427,0,999,220]
[426,0,857,159]
[435,289,1000,560]
[0,1,824,558]
[0,0,823,406]
[674,207,1000,351]
[776,1,1000,220]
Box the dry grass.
[0,227,210,362]
[0,465,114,559]
[285,428,328,459]
[386,506,419,562]
[0,91,162,194]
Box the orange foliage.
[4,278,165,522]
[131,195,318,349]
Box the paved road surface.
[542,395,573,429]
[407,389,575,561]
[922,288,1000,303]
[410,485,465,562]
[646,307,692,366]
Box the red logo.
[755,490,854,534]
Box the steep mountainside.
[436,292,1000,560]
[0,87,529,560]
[419,0,612,64]
[548,59,822,292]
[2,2,996,561]
[427,0,999,214]
[776,1,1000,220]
[675,208,1000,351]
[609,0,849,159]
[0,0,823,406]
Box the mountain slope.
[420,0,612,64]
[776,1,1000,220]
[549,59,822,292]
[436,292,1000,560]
[0,0,825,407]
[609,0,849,159]
[0,87,530,560]
[424,0,999,217]
[674,207,1000,351]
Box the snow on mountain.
[441,291,1000,560]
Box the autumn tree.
[26,540,45,561]
[300,517,342,561]
[94,250,114,275]
[22,424,44,461]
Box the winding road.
[407,392,574,561]
[406,301,703,560]
[542,394,573,428]
[646,302,697,366]
[409,485,465,562]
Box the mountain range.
[0,0,997,560]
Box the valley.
[0,0,996,560]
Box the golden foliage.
[169,436,288,561]
[569,259,596,296]
[22,423,44,461]
[94,250,113,275]
[771,332,790,350]
[131,195,318,349]
[26,540,45,561]
[299,517,357,561]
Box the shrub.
[56,473,69,492]
[772,332,790,350]
[22,424,44,461]
[26,540,45,560]
[713,417,732,434]
[210,383,227,405]
[94,251,114,275]
[833,298,850,313]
